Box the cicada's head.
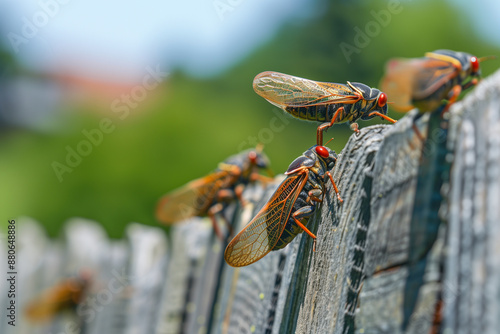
[313,145,338,171]
[223,146,271,179]
[432,49,492,89]
[351,83,388,121]
[449,50,481,85]
[245,146,273,179]
[247,149,270,170]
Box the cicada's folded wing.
[413,52,461,100]
[156,171,230,224]
[253,71,359,109]
[380,58,425,112]
[224,171,308,267]
[381,56,459,112]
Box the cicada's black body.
[156,147,271,234]
[272,146,338,250]
[284,82,388,124]
[225,145,342,267]
[381,49,488,112]
[253,72,395,145]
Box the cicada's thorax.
[214,149,269,208]
[216,155,247,189]
[272,149,332,250]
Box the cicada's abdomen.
[271,170,322,250]
[271,148,329,250]
[285,104,352,124]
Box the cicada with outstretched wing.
[253,71,396,146]
[380,49,493,113]
[224,145,342,267]
[25,273,91,322]
[156,147,272,238]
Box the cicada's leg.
[207,203,225,240]
[411,123,426,142]
[291,206,317,250]
[234,184,247,207]
[250,173,275,186]
[350,122,360,134]
[317,107,344,146]
[308,188,323,203]
[462,78,479,91]
[217,189,235,201]
[441,85,462,117]
[367,112,397,124]
[213,189,238,237]
[326,171,343,203]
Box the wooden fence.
[2,69,500,334]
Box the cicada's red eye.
[471,56,480,73]
[378,93,387,108]
[248,151,257,164]
[315,146,329,158]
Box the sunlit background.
[1,0,499,237]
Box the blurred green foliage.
[1,0,499,238]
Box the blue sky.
[1,0,315,81]
[451,0,500,46]
[1,0,499,82]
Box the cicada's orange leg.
[367,112,397,124]
[208,202,234,241]
[231,184,246,208]
[207,203,225,241]
[412,124,425,142]
[462,78,479,91]
[350,123,360,134]
[250,173,275,186]
[292,209,317,251]
[308,188,323,203]
[326,171,343,203]
[317,107,344,146]
[440,85,462,117]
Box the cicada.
[253,71,396,146]
[380,49,493,113]
[25,273,90,322]
[156,147,272,238]
[224,145,342,267]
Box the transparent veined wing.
[380,55,459,111]
[224,170,309,267]
[156,171,231,224]
[253,71,360,109]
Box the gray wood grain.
[155,218,212,334]
[124,223,168,334]
[443,69,500,334]
[64,218,119,334]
